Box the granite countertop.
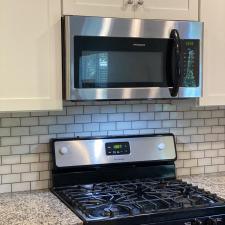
[1,174,225,225]
[0,190,82,225]
[182,173,225,199]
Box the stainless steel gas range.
[51,134,225,225]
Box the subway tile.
[21,117,38,126]
[117,105,132,113]
[2,174,20,184]
[108,113,123,122]
[132,121,147,129]
[11,127,29,136]
[0,147,11,156]
[0,165,11,174]
[21,172,39,182]
[155,112,169,120]
[148,104,162,112]
[21,154,39,163]
[0,184,11,193]
[124,113,139,121]
[39,116,56,125]
[84,106,100,114]
[57,116,74,124]
[132,104,147,112]
[30,126,48,135]
[12,182,30,192]
[92,114,107,122]
[140,112,154,120]
[205,165,218,173]
[83,123,99,132]
[1,137,20,146]
[1,118,20,127]
[2,155,20,164]
[21,136,38,145]
[75,115,91,123]
[162,120,176,128]
[67,106,83,115]
[100,105,116,113]
[49,125,66,134]
[31,180,49,190]
[31,162,49,172]
[170,112,183,120]
[148,121,161,129]
[11,145,29,155]
[66,124,83,133]
[0,128,10,137]
[12,164,30,173]
[116,122,131,130]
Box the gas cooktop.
[51,134,225,225]
[54,178,224,221]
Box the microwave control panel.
[182,40,200,87]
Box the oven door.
[63,16,202,101]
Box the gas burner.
[56,178,225,221]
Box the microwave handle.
[169,29,182,97]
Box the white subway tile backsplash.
[21,154,39,163]
[2,174,20,184]
[108,113,123,122]
[0,128,10,137]
[0,165,11,175]
[1,137,20,146]
[21,117,38,126]
[1,99,225,193]
[92,114,107,122]
[1,118,20,127]
[0,147,11,156]
[12,164,30,173]
[31,180,49,190]
[12,182,30,192]
[11,145,29,155]
[117,122,131,130]
[2,155,20,165]
[66,124,83,133]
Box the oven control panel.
[105,142,130,156]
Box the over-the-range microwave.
[62,16,203,101]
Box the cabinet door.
[0,0,62,112]
[62,0,135,18]
[200,0,225,106]
[134,0,199,20]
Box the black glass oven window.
[79,51,163,88]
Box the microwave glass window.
[79,51,163,88]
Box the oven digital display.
[105,142,130,155]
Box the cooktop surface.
[54,178,225,222]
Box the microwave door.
[167,29,182,97]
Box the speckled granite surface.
[0,190,82,225]
[182,173,225,199]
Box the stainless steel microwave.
[62,16,203,101]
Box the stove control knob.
[158,143,166,150]
[59,147,69,155]
[191,219,204,225]
[206,218,218,225]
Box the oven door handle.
[169,29,182,97]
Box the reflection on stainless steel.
[54,135,176,167]
[63,16,203,101]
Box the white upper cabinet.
[200,0,225,106]
[0,0,62,112]
[62,0,198,21]
[62,0,135,18]
[134,0,199,20]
